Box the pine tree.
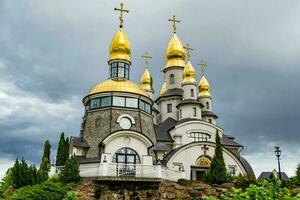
[11,158,38,188]
[59,156,80,183]
[206,130,228,184]
[38,140,51,182]
[56,133,69,166]
[295,164,300,185]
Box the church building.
[68,3,254,181]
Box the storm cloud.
[0,0,300,178]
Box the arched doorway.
[191,156,211,180]
[112,147,140,176]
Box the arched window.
[206,102,210,109]
[170,74,175,85]
[112,147,140,164]
[191,89,194,97]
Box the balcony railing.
[52,163,182,182]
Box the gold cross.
[201,145,209,156]
[114,3,129,28]
[141,52,152,68]
[168,15,180,33]
[198,59,208,76]
[183,43,193,61]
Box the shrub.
[12,181,69,200]
[59,156,81,183]
[234,173,257,190]
[63,191,78,200]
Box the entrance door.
[191,167,208,181]
[113,148,140,176]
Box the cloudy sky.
[0,0,300,179]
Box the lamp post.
[274,146,282,180]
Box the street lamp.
[274,146,282,180]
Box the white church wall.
[179,104,202,120]
[166,143,247,179]
[103,131,152,165]
[182,84,197,100]
[199,97,212,112]
[170,121,223,147]
[165,68,184,89]
[159,98,181,122]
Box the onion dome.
[198,76,211,98]
[182,61,196,85]
[140,68,153,91]
[109,28,131,62]
[160,82,167,95]
[88,79,148,97]
[165,34,186,69]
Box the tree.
[206,130,229,184]
[56,133,69,166]
[295,164,300,185]
[59,156,80,183]
[38,140,51,182]
[10,158,38,189]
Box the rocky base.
[73,179,235,200]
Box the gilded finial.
[183,43,193,61]
[114,3,129,28]
[141,52,152,68]
[168,15,180,33]
[198,59,207,76]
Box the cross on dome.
[168,15,180,33]
[183,43,193,61]
[114,3,129,28]
[198,59,208,76]
[141,52,152,68]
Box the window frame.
[167,103,172,113]
[170,74,175,85]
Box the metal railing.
[52,163,182,181]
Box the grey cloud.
[0,0,300,177]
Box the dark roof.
[71,136,89,148]
[154,117,176,142]
[176,118,205,126]
[152,106,159,113]
[202,111,218,119]
[239,156,255,178]
[75,156,101,164]
[257,172,289,181]
[155,88,182,102]
[221,134,243,147]
[176,99,204,108]
[152,142,170,151]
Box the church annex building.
[65,3,254,181]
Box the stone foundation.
[73,179,234,200]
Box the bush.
[234,173,257,190]
[12,181,70,200]
[63,191,78,200]
[59,156,81,183]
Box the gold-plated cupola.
[182,44,196,84]
[109,3,131,62]
[109,29,131,62]
[140,52,153,91]
[165,15,186,69]
[198,60,211,98]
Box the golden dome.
[165,34,186,69]
[160,82,167,95]
[198,76,211,98]
[140,68,153,91]
[88,79,148,97]
[182,61,196,84]
[109,28,131,62]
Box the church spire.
[164,15,186,70]
[140,52,154,95]
[182,43,196,85]
[109,3,131,63]
[198,59,211,98]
